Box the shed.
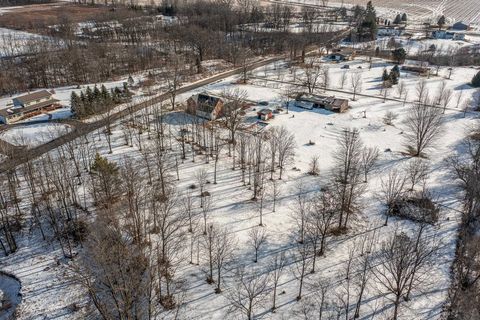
[257,108,273,121]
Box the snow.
[0,123,72,148]
[0,55,478,319]
[0,27,49,58]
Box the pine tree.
[363,1,377,40]
[392,48,406,64]
[389,71,399,85]
[394,14,402,25]
[437,15,446,30]
[472,71,480,88]
[71,91,81,116]
[391,65,400,78]
[382,69,390,81]
[401,13,407,22]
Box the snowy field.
[0,123,72,148]
[0,27,49,58]
[0,56,479,319]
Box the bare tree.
[248,226,268,263]
[441,88,454,114]
[302,60,323,94]
[340,70,348,89]
[404,103,443,157]
[227,267,270,320]
[360,146,379,182]
[332,128,364,229]
[213,225,236,293]
[276,126,296,179]
[195,168,208,208]
[373,231,437,320]
[269,252,287,311]
[407,158,429,191]
[351,72,363,101]
[380,169,406,226]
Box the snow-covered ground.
[0,123,72,148]
[0,27,49,58]
[0,55,478,319]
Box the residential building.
[0,90,61,124]
[295,93,349,113]
[186,92,225,120]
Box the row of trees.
[71,84,131,118]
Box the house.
[377,27,403,37]
[0,90,62,124]
[451,21,469,31]
[257,108,273,120]
[431,30,465,41]
[326,48,356,62]
[186,92,225,120]
[296,93,349,113]
[401,60,431,76]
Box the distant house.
[431,30,465,41]
[296,93,349,113]
[327,48,356,62]
[451,21,469,31]
[0,90,62,124]
[378,27,403,37]
[257,108,273,120]
[186,92,225,120]
[401,60,431,76]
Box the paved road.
[0,56,286,174]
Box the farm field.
[0,55,478,319]
[286,0,480,27]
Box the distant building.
[186,92,225,120]
[295,93,349,113]
[431,30,465,41]
[0,90,62,124]
[451,21,469,31]
[401,61,430,76]
[326,48,356,62]
[377,27,404,37]
[257,108,273,120]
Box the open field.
[0,2,142,33]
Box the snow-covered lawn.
[0,123,72,148]
[0,56,478,319]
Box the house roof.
[14,90,52,105]
[451,21,469,30]
[258,108,272,114]
[196,93,223,113]
[0,98,60,118]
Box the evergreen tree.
[394,14,402,25]
[85,86,93,105]
[389,70,399,84]
[392,47,407,64]
[363,1,378,40]
[70,91,82,116]
[391,65,400,78]
[471,71,480,88]
[382,68,390,81]
[401,13,407,22]
[437,15,446,29]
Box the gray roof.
[14,90,52,105]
